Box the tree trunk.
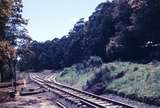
[1,72,4,82]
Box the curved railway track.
[30,73,135,108]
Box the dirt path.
[0,82,60,108]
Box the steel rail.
[31,73,135,108]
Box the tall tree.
[0,0,30,82]
[0,0,12,40]
[5,0,31,46]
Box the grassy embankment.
[56,61,160,105]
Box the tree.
[19,0,160,71]
[0,0,12,40]
[0,41,16,82]
[5,0,31,46]
[0,0,31,82]
[106,0,134,61]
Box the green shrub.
[57,61,160,99]
[87,56,103,67]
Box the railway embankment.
[56,61,160,107]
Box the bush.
[86,56,103,67]
[85,64,111,90]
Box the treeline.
[19,0,160,71]
[0,0,30,82]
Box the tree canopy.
[0,0,30,82]
[19,0,160,71]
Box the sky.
[23,0,107,42]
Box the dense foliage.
[57,61,160,106]
[0,0,30,82]
[19,0,160,71]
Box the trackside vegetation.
[57,60,160,105]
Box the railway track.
[30,73,135,108]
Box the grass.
[106,62,160,97]
[56,65,95,89]
[57,61,160,98]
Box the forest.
[1,0,160,107]
[18,0,160,71]
[1,0,160,80]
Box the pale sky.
[23,0,107,42]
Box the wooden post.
[13,59,17,93]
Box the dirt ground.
[0,82,60,108]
